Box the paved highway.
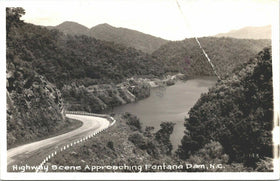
[7,113,111,172]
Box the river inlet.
[113,77,217,151]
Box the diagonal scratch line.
[176,0,221,80]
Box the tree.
[186,141,229,171]
[255,157,273,172]
[107,141,115,151]
[128,132,147,149]
[144,126,154,138]
[177,47,273,167]
[123,113,142,131]
[155,122,175,155]
[6,7,25,31]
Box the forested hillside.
[177,47,273,169]
[48,22,271,79]
[48,113,179,172]
[89,23,168,54]
[153,37,271,77]
[9,23,164,88]
[6,8,165,147]
[47,22,168,54]
[7,8,66,147]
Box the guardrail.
[36,111,116,172]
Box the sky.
[12,0,279,40]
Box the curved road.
[7,113,111,172]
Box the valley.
[6,7,274,173]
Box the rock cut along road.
[7,113,111,172]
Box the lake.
[113,77,217,151]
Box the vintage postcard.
[1,0,279,180]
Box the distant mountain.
[89,23,168,54]
[47,21,168,54]
[152,37,271,77]
[47,21,90,36]
[214,25,271,39]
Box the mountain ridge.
[46,21,168,53]
[152,37,271,78]
[47,21,90,35]
[214,25,271,39]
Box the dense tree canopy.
[6,7,25,31]
[152,38,271,78]
[177,47,273,168]
[7,9,166,90]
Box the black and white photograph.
[1,0,279,180]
